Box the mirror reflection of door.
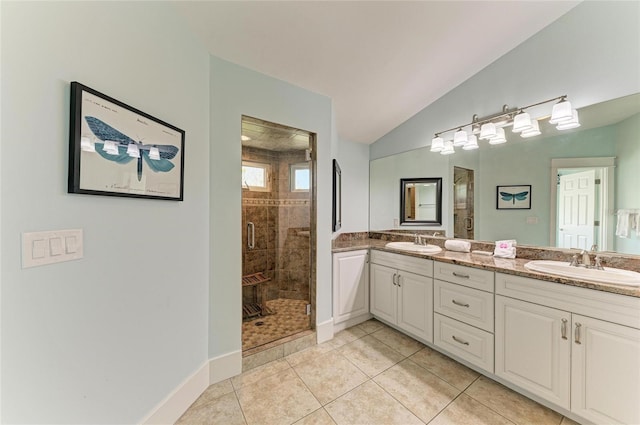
[557,169,597,249]
[453,167,474,239]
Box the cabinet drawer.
[434,313,494,373]
[371,249,433,277]
[434,280,494,332]
[433,262,494,292]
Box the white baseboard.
[316,318,334,343]
[333,313,372,333]
[209,350,242,384]
[140,350,243,424]
[140,360,210,425]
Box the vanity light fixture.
[103,140,119,155]
[149,146,161,160]
[80,136,96,152]
[126,143,140,158]
[430,95,580,155]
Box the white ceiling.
[172,1,580,144]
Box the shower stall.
[240,116,315,352]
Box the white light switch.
[49,237,63,256]
[22,229,83,268]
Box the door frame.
[549,157,615,251]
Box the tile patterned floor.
[178,319,583,425]
[243,298,311,351]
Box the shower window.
[290,163,310,192]
[242,161,271,192]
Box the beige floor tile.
[326,326,367,349]
[283,332,317,356]
[429,394,515,425]
[242,344,284,371]
[293,350,368,405]
[231,358,290,390]
[355,319,386,334]
[176,391,246,425]
[409,346,479,391]
[370,326,425,356]
[560,417,581,425]
[338,335,405,377]
[465,376,563,425]
[293,408,337,425]
[189,379,234,410]
[324,380,423,425]
[236,367,321,425]
[285,341,335,368]
[374,359,460,423]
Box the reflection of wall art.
[497,185,531,210]
[68,82,185,200]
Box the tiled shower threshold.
[242,329,316,371]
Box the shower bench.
[242,272,273,320]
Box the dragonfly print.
[84,116,179,181]
[500,190,529,204]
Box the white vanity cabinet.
[432,262,495,373]
[332,250,369,325]
[495,272,640,424]
[370,250,433,342]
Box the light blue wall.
[1,2,210,423]
[209,57,333,359]
[371,1,640,160]
[615,113,640,253]
[476,125,617,244]
[336,139,370,234]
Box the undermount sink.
[524,260,640,287]
[385,241,442,254]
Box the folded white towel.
[616,211,630,238]
[444,239,471,253]
[494,239,517,259]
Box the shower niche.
[241,116,315,352]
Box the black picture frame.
[400,177,443,225]
[68,82,185,201]
[496,185,532,210]
[332,159,342,232]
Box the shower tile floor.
[242,298,311,351]
[178,320,581,425]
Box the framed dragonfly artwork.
[496,185,531,210]
[68,82,185,200]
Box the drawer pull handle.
[392,273,397,286]
[397,274,401,287]
[452,272,470,279]
[574,322,582,344]
[452,299,470,308]
[452,335,470,346]
[561,318,568,340]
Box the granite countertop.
[332,238,640,298]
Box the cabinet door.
[370,263,397,324]
[495,296,571,409]
[332,250,369,324]
[397,270,433,342]
[571,315,640,425]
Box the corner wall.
[209,56,333,362]
[0,2,210,423]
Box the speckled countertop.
[332,238,640,298]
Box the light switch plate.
[22,229,83,268]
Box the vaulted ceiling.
[172,1,580,144]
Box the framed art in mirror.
[68,82,185,201]
[497,185,531,210]
[400,177,442,225]
[332,159,342,231]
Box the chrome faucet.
[581,250,592,267]
[572,245,604,270]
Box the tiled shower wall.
[242,147,310,303]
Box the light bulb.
[453,129,468,147]
[479,123,497,140]
[549,99,573,124]
[489,127,507,145]
[521,120,541,138]
[440,141,455,155]
[462,134,479,150]
[512,112,533,133]
[430,136,444,152]
[127,143,140,158]
[556,109,581,130]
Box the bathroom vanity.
[332,237,640,425]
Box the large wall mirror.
[370,93,640,255]
[400,178,442,225]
